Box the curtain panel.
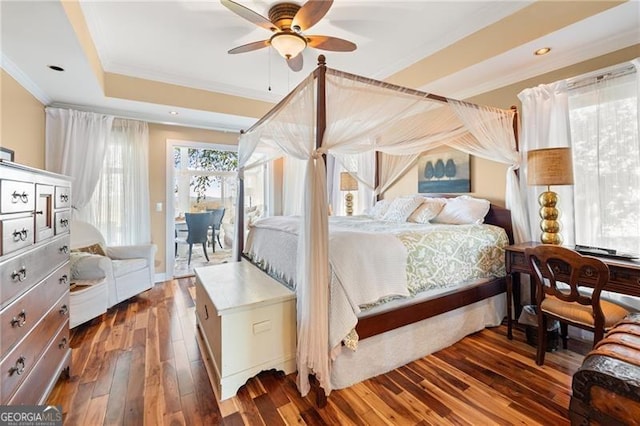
[45,108,151,245]
[45,108,113,215]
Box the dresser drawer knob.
[11,267,27,282]
[11,191,29,204]
[8,356,26,376]
[60,193,69,202]
[59,337,68,349]
[59,218,69,227]
[59,274,69,285]
[10,310,27,328]
[59,304,69,316]
[59,245,69,254]
[12,228,29,242]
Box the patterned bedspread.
[245,215,508,350]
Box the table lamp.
[527,147,574,245]
[340,172,358,216]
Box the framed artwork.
[418,149,470,193]
[0,147,15,162]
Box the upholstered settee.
[70,220,157,308]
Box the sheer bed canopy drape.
[235,57,524,398]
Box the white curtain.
[331,151,375,214]
[46,108,151,245]
[237,69,521,398]
[84,118,151,245]
[45,108,114,215]
[283,157,306,215]
[517,81,574,244]
[239,75,329,397]
[568,62,639,255]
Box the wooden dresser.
[0,161,72,404]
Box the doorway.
[165,140,237,278]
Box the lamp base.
[538,190,563,245]
[345,192,353,216]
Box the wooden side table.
[505,241,640,340]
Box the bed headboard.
[485,204,514,244]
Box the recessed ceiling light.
[48,65,65,72]
[169,111,179,115]
[534,47,551,56]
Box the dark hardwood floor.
[48,277,588,425]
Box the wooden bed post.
[375,151,381,202]
[511,105,519,152]
[313,54,329,408]
[316,55,327,154]
[236,130,245,261]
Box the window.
[568,67,639,254]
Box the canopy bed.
[232,55,527,405]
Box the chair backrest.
[185,212,212,244]
[206,208,225,230]
[70,220,107,250]
[525,245,610,328]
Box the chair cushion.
[112,258,148,278]
[541,296,630,329]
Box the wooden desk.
[505,241,640,339]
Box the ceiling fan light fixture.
[270,32,306,59]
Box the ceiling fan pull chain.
[268,46,272,92]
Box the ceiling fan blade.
[228,39,270,54]
[287,53,304,72]
[292,0,333,32]
[220,0,277,32]
[307,35,356,52]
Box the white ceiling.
[1,1,639,132]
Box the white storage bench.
[195,260,296,401]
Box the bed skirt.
[330,292,506,389]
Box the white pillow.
[367,199,392,219]
[408,198,447,223]
[431,195,490,225]
[70,252,107,281]
[382,197,424,222]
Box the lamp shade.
[270,32,306,59]
[340,172,358,191]
[527,147,574,186]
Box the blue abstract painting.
[418,149,470,193]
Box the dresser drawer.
[1,263,70,359]
[0,216,34,255]
[0,180,35,214]
[54,210,70,235]
[0,235,70,309]
[54,186,71,209]
[8,320,70,405]
[0,291,69,402]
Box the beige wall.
[0,70,45,168]
[385,44,640,206]
[148,123,239,273]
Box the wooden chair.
[525,245,629,365]
[176,212,212,265]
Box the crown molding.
[1,52,51,105]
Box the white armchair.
[70,220,157,307]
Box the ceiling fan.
[220,0,357,72]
